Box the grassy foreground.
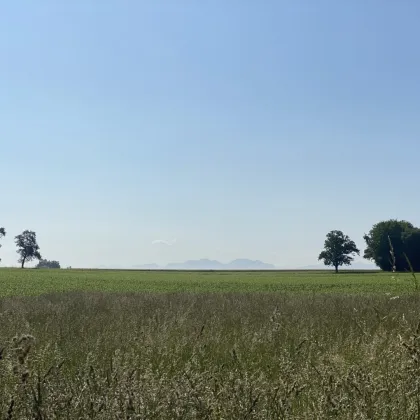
[0,267,415,296]
[1,269,420,418]
[1,292,420,418]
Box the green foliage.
[363,219,420,271]
[0,227,5,262]
[318,230,360,272]
[36,259,61,269]
[14,230,42,268]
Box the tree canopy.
[15,230,42,268]
[363,219,420,271]
[0,227,5,262]
[318,230,360,273]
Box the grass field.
[0,267,416,296]
[1,269,420,418]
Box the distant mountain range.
[99,259,377,271]
[133,259,276,270]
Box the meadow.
[1,269,420,418]
[0,267,414,296]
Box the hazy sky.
[1,1,420,268]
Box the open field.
[1,291,420,418]
[1,269,420,418]
[0,267,417,296]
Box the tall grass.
[1,291,420,418]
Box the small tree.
[0,227,5,262]
[318,230,360,273]
[36,259,60,269]
[15,230,41,268]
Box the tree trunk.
[334,265,338,274]
[21,257,26,269]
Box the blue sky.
[1,1,419,268]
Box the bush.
[35,259,61,269]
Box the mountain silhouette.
[134,259,276,270]
[132,259,376,270]
[226,259,276,270]
[166,259,225,270]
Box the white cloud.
[152,239,177,246]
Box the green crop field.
[0,267,416,297]
[2,268,420,418]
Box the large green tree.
[15,230,42,268]
[318,230,360,273]
[0,227,5,262]
[363,219,420,271]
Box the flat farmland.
[0,268,414,296]
[2,268,420,418]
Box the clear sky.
[1,1,420,268]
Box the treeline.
[0,228,60,269]
[1,220,419,272]
[319,219,420,272]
